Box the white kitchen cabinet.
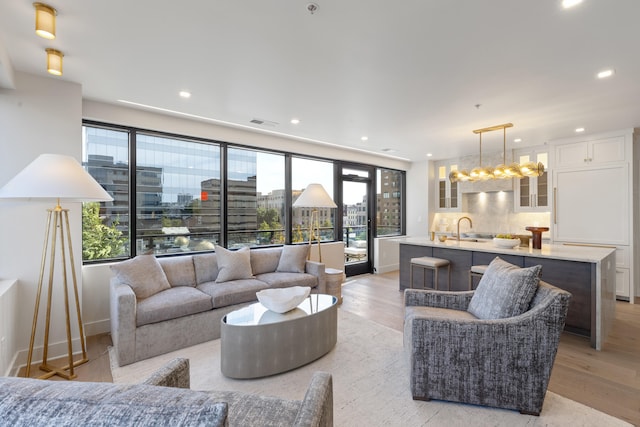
[551,128,636,302]
[553,164,629,245]
[514,147,550,212]
[435,161,461,212]
[616,268,630,300]
[555,135,625,168]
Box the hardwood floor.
[20,271,640,425]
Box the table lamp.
[0,153,113,379]
[292,183,337,262]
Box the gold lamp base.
[25,204,88,380]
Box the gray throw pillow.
[467,257,541,320]
[276,245,309,273]
[215,245,254,283]
[110,254,171,299]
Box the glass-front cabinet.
[514,147,549,212]
[435,161,461,212]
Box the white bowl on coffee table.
[257,286,311,313]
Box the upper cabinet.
[514,146,550,212]
[554,136,625,168]
[435,161,461,212]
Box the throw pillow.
[276,245,309,273]
[110,254,171,299]
[467,256,542,320]
[215,245,254,283]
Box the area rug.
[110,310,630,427]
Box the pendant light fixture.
[34,3,57,40]
[46,48,63,76]
[450,123,544,183]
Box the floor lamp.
[0,154,113,380]
[292,184,337,263]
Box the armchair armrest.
[404,288,474,311]
[293,371,333,427]
[142,358,190,389]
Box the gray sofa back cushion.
[110,255,171,299]
[193,253,220,285]
[159,256,197,287]
[0,377,227,427]
[251,246,283,275]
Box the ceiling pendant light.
[46,48,63,76]
[34,3,57,39]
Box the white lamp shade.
[0,153,113,202]
[292,183,337,208]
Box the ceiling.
[1,0,639,162]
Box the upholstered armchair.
[403,257,571,415]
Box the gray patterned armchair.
[404,273,571,415]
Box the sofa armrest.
[141,358,190,389]
[305,260,327,294]
[404,288,474,311]
[293,371,333,427]
[109,279,137,366]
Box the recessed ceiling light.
[179,91,191,98]
[426,153,433,157]
[361,136,368,141]
[290,118,300,124]
[575,127,585,133]
[597,69,615,79]
[562,0,583,9]
[514,138,522,143]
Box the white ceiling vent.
[250,118,279,127]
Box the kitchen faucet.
[457,216,472,241]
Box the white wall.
[0,72,83,368]
[405,159,431,237]
[83,100,411,172]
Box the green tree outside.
[82,202,127,260]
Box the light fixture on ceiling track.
[34,2,57,39]
[46,48,63,76]
[449,123,544,183]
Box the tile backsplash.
[431,191,551,237]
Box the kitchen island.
[397,237,616,350]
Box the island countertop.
[394,236,616,263]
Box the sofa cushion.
[136,287,214,327]
[110,255,171,299]
[158,256,196,287]
[206,390,301,426]
[467,257,542,320]
[197,279,269,308]
[256,272,318,289]
[250,246,282,275]
[276,245,309,273]
[215,246,254,283]
[193,252,219,285]
[0,377,228,427]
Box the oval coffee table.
[220,293,338,379]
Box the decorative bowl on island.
[492,235,521,249]
[256,286,311,313]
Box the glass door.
[341,166,373,276]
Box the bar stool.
[468,264,488,290]
[410,257,451,290]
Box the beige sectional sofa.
[110,245,326,366]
